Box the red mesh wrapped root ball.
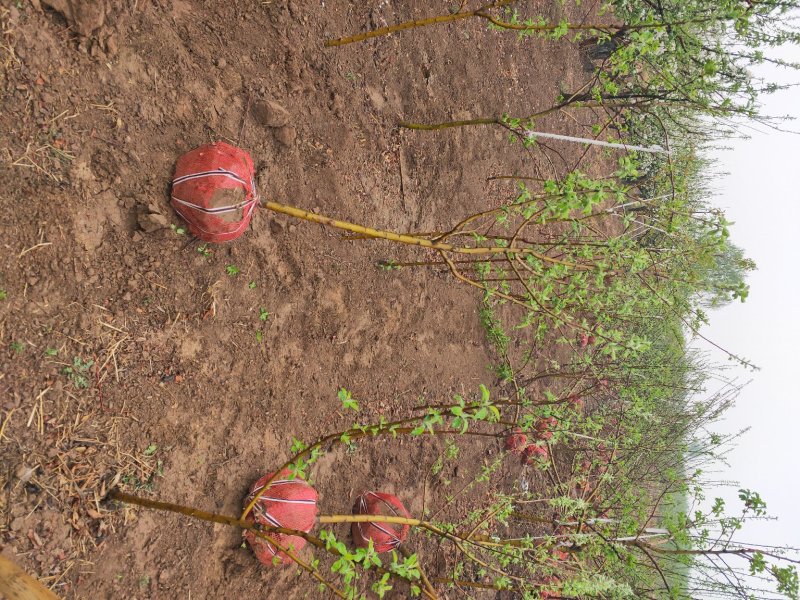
[243,470,318,566]
[504,427,528,454]
[170,142,259,243]
[351,491,411,553]
[523,443,550,465]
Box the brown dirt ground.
[1,0,611,598]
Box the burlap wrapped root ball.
[243,470,318,566]
[170,142,259,243]
[351,491,411,553]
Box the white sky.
[698,45,800,560]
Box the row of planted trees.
[107,153,798,597]
[106,0,799,598]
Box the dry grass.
[0,313,161,597]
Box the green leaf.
[479,384,490,403]
[338,388,359,412]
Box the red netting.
[523,443,549,465]
[504,427,528,454]
[243,470,318,566]
[170,142,258,243]
[351,491,411,553]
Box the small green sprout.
[338,388,359,412]
[377,259,401,271]
[61,356,94,389]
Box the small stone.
[105,33,118,56]
[329,93,343,116]
[15,464,36,484]
[257,167,269,189]
[288,224,297,233]
[216,58,227,69]
[42,0,108,36]
[252,100,291,128]
[274,125,297,147]
[138,212,169,233]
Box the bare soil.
[1,1,604,597]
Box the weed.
[255,330,263,343]
[0,289,7,300]
[122,459,163,492]
[248,281,257,289]
[444,439,459,460]
[10,341,23,353]
[169,223,186,235]
[259,307,270,321]
[44,347,58,357]
[377,259,401,271]
[338,388,359,412]
[197,244,212,258]
[61,356,94,389]
[225,264,241,277]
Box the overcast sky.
[698,44,800,560]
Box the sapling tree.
[343,0,800,155]
[107,382,798,599]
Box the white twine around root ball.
[525,130,670,155]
